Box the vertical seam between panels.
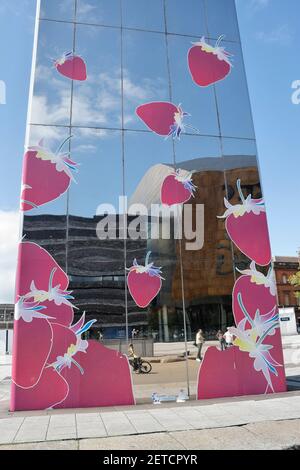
[163,0,190,396]
[65,0,77,275]
[203,0,237,285]
[120,0,129,345]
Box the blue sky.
[0,0,299,301]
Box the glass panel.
[31,20,73,126]
[72,25,121,129]
[123,29,169,130]
[67,129,125,341]
[214,41,255,139]
[40,0,75,22]
[166,0,206,37]
[22,125,70,270]
[168,33,219,137]
[77,0,121,26]
[124,130,190,400]
[68,130,122,216]
[222,138,257,160]
[122,0,164,32]
[180,156,235,390]
[174,135,222,164]
[204,0,240,42]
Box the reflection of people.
[132,328,139,339]
[128,343,139,371]
[224,328,233,348]
[98,329,104,341]
[196,329,205,362]
[216,330,226,351]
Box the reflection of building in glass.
[23,155,261,341]
[274,256,300,329]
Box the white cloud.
[236,0,270,16]
[249,0,270,12]
[256,24,293,45]
[30,68,162,146]
[0,210,20,304]
[77,1,98,17]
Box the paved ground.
[0,393,300,449]
[1,419,300,450]
[1,340,300,450]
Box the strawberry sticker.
[219,179,272,266]
[127,252,164,308]
[231,262,285,391]
[188,35,232,87]
[161,169,197,206]
[233,262,277,326]
[12,242,135,411]
[136,102,199,139]
[21,136,79,211]
[54,52,87,81]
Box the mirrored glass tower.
[11,0,286,411]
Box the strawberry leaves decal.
[161,169,197,206]
[188,35,233,87]
[127,252,164,308]
[219,179,272,266]
[54,51,87,81]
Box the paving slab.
[167,406,219,429]
[46,427,77,441]
[148,409,193,431]
[14,416,50,443]
[0,417,24,444]
[245,419,300,449]
[100,411,138,437]
[171,427,272,450]
[125,411,165,434]
[0,440,78,450]
[76,413,107,439]
[169,429,222,450]
[79,432,186,450]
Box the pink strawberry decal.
[197,345,286,400]
[188,36,232,87]
[161,169,196,206]
[16,242,75,326]
[54,52,87,81]
[233,261,277,327]
[232,262,285,391]
[55,341,135,409]
[136,102,199,139]
[21,136,79,212]
[127,252,164,308]
[11,241,135,411]
[219,179,272,266]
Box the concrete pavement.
[0,393,300,448]
[1,340,300,450]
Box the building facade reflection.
[23,155,260,343]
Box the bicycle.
[129,357,152,374]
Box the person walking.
[216,330,226,351]
[195,329,205,362]
[223,328,234,348]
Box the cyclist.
[128,343,140,372]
